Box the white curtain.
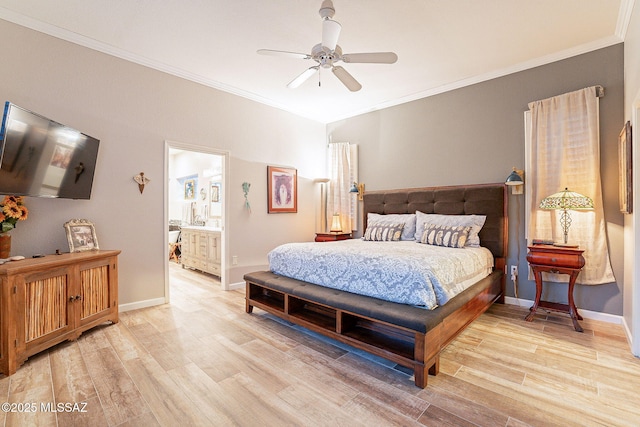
[327,142,354,232]
[527,86,614,285]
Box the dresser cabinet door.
[78,257,117,326]
[20,267,75,353]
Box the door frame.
[632,98,640,356]
[164,140,230,303]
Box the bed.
[244,183,507,388]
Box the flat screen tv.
[0,102,100,199]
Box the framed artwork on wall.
[184,179,196,200]
[211,182,220,202]
[618,121,632,214]
[64,219,99,252]
[267,166,297,213]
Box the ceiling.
[0,0,633,123]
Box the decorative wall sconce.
[242,182,251,212]
[329,214,342,233]
[133,172,150,194]
[505,168,524,194]
[350,182,365,200]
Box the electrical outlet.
[510,265,518,281]
[232,255,238,265]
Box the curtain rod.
[595,85,604,98]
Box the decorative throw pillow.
[414,212,486,247]
[363,223,405,241]
[420,223,471,248]
[367,213,416,241]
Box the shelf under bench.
[244,270,503,388]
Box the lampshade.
[349,182,359,193]
[539,188,594,210]
[539,188,593,245]
[330,214,342,233]
[505,169,524,186]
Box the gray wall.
[0,20,326,306]
[328,44,625,315]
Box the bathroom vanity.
[180,226,221,277]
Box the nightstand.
[525,245,586,332]
[315,232,352,242]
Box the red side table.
[525,245,586,332]
[315,232,352,242]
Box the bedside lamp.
[329,214,342,233]
[539,188,593,246]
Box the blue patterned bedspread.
[268,240,494,309]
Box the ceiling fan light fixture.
[322,18,341,51]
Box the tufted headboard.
[363,183,508,269]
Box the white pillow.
[414,212,486,247]
[367,213,416,241]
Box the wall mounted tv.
[0,102,99,199]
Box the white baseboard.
[504,296,623,324]
[119,284,243,312]
[621,317,635,353]
[227,281,244,290]
[119,297,165,313]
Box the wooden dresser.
[0,250,120,376]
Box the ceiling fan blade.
[257,49,311,60]
[342,52,398,64]
[332,66,362,92]
[322,19,341,51]
[287,66,319,88]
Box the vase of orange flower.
[0,195,29,258]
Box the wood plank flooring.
[1,262,639,426]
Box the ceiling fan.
[257,0,398,92]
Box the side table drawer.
[526,252,584,269]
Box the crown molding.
[0,6,628,124]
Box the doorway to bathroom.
[165,141,228,302]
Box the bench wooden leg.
[428,356,439,376]
[414,363,427,388]
[414,355,439,388]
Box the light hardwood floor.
[1,262,639,426]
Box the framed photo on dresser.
[64,219,99,252]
